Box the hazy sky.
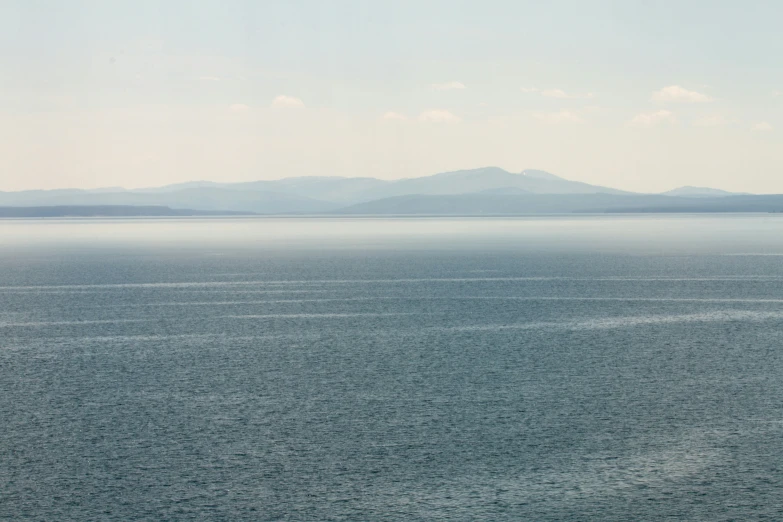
[3,0,783,192]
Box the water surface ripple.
[3,216,783,520]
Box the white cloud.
[692,115,726,127]
[418,110,462,123]
[271,95,305,108]
[533,110,584,124]
[229,103,250,112]
[521,87,540,93]
[629,110,677,127]
[382,111,407,121]
[753,121,773,131]
[199,76,222,82]
[431,81,466,91]
[540,89,594,99]
[652,85,713,103]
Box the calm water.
[3,215,783,520]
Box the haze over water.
[3,215,783,520]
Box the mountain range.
[2,167,779,216]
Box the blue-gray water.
[3,215,783,520]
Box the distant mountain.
[123,167,630,204]
[520,169,568,181]
[371,167,631,199]
[0,188,337,214]
[132,181,226,193]
[0,205,254,218]
[241,177,389,204]
[661,186,746,198]
[604,195,783,213]
[335,193,783,215]
[334,193,669,215]
[476,187,532,195]
[0,167,761,215]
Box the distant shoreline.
[1,205,782,219]
[0,205,256,218]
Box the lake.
[2,215,783,520]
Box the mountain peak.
[521,169,564,181]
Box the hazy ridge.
[1,167,774,216]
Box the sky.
[3,0,783,193]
